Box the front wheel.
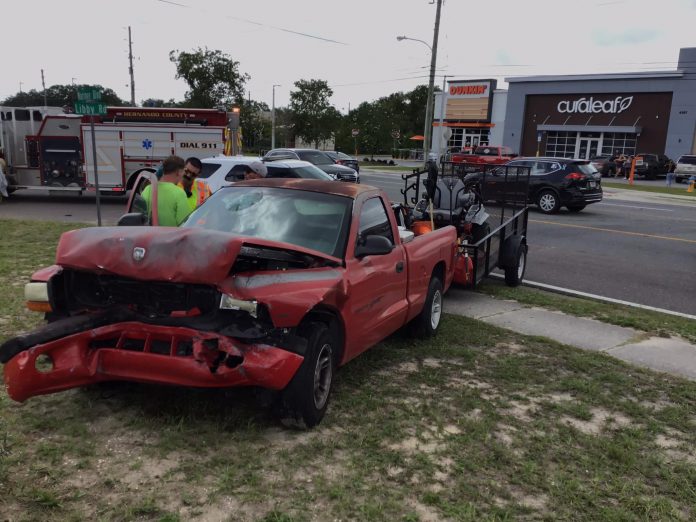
[277,322,335,429]
[504,243,527,287]
[411,276,443,338]
[537,189,560,214]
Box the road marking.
[600,202,673,212]
[489,274,696,320]
[530,219,696,244]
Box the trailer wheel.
[276,322,335,429]
[504,243,527,287]
[411,276,443,338]
[537,189,560,214]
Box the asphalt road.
[2,177,695,315]
[360,170,696,315]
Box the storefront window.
[601,133,636,156]
[545,131,577,158]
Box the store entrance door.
[578,138,600,159]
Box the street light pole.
[396,0,443,167]
[271,84,281,149]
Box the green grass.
[603,182,696,197]
[1,219,696,520]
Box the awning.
[537,124,642,134]
[432,122,495,128]
[409,135,425,141]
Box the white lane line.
[600,202,674,212]
[489,274,696,320]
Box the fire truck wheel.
[504,243,527,287]
[277,322,335,429]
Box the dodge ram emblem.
[133,247,146,261]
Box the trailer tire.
[504,242,527,287]
[411,275,443,338]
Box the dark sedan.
[263,148,359,183]
[467,157,603,214]
[325,151,360,173]
[590,154,617,177]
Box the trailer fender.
[498,234,526,269]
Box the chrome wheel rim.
[430,290,442,330]
[518,250,526,279]
[539,193,556,212]
[313,344,333,409]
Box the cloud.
[593,28,661,46]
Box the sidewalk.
[444,289,696,381]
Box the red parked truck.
[1,178,457,428]
[451,145,516,167]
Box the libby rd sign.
[557,96,633,115]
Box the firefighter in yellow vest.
[177,157,212,211]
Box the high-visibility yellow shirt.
[142,182,190,226]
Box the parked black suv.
[466,157,603,214]
[263,148,359,183]
[633,153,672,179]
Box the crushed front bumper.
[2,321,304,402]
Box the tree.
[141,98,179,107]
[239,99,270,153]
[289,79,340,148]
[1,84,124,108]
[169,47,249,108]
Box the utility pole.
[19,82,24,93]
[436,74,448,158]
[41,69,48,108]
[423,0,443,168]
[128,26,135,106]
[271,84,281,149]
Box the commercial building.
[430,47,696,161]
[502,47,696,160]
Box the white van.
[674,155,696,183]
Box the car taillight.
[565,172,585,181]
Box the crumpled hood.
[55,227,339,285]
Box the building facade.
[502,47,696,160]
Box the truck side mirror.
[355,235,394,258]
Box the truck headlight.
[25,282,52,313]
[219,294,258,318]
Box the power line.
[155,0,349,46]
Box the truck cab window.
[359,198,394,245]
[14,110,30,121]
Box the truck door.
[346,197,408,353]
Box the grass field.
[1,219,695,521]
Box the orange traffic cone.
[688,180,695,193]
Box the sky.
[4,0,695,112]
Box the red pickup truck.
[451,145,517,166]
[1,177,457,428]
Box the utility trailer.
[400,161,530,287]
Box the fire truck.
[1,106,229,195]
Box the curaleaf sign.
[557,96,633,114]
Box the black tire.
[536,189,560,214]
[567,205,585,213]
[411,276,443,338]
[645,168,657,180]
[504,243,527,287]
[277,322,335,429]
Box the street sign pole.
[90,115,102,226]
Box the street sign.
[77,87,102,102]
[391,130,400,139]
[351,128,359,137]
[537,131,543,143]
[74,101,107,115]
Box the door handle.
[396,261,404,273]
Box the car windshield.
[181,186,353,258]
[267,165,334,180]
[678,156,696,165]
[298,151,334,165]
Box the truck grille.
[62,270,219,316]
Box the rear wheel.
[411,276,443,338]
[277,322,335,429]
[537,189,560,214]
[504,243,527,287]
[566,205,585,212]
